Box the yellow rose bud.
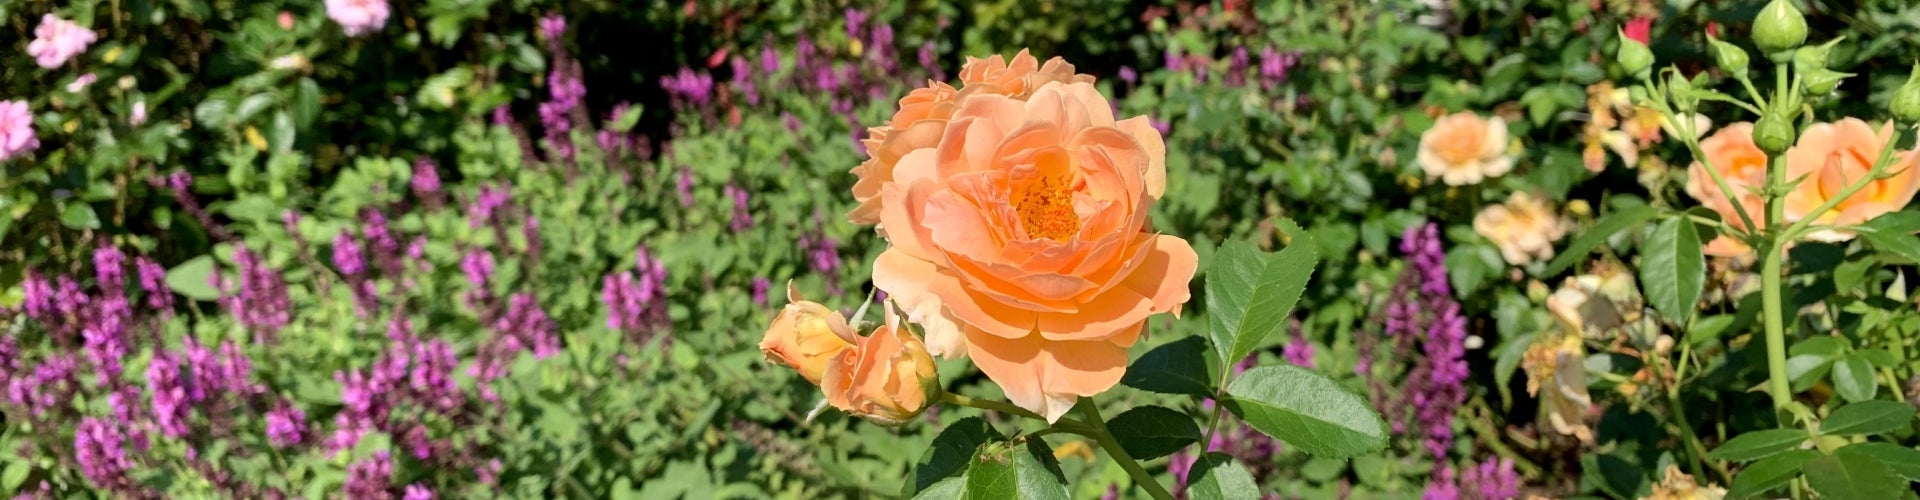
[821,306,941,425]
[759,282,858,385]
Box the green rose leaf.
[961,438,1069,500]
[1105,406,1203,461]
[1821,400,1917,437]
[1206,219,1319,372]
[1119,336,1213,396]
[165,255,221,301]
[1640,217,1705,325]
[1804,453,1904,500]
[1224,365,1386,458]
[1726,449,1818,499]
[1707,429,1810,462]
[1184,453,1258,500]
[1835,442,1920,482]
[1831,353,1879,403]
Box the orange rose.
[848,50,1095,225]
[1685,123,1770,257]
[870,74,1196,422]
[758,283,857,385]
[1418,112,1513,185]
[1473,192,1568,265]
[1783,118,1920,241]
[821,307,940,425]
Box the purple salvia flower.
[220,245,291,335]
[1118,66,1137,86]
[108,386,148,452]
[217,340,260,396]
[411,157,441,199]
[477,458,503,486]
[22,270,54,320]
[761,37,782,75]
[538,13,566,49]
[75,418,132,488]
[676,167,695,207]
[334,230,367,276]
[93,244,126,294]
[918,42,944,81]
[147,352,191,437]
[1227,46,1250,87]
[1283,330,1316,369]
[55,276,89,323]
[403,424,433,460]
[1259,46,1298,89]
[1164,49,1184,73]
[796,36,817,75]
[461,250,495,289]
[81,297,130,383]
[135,257,174,314]
[1461,458,1519,500]
[468,183,512,229]
[410,339,462,413]
[1423,465,1460,500]
[266,402,307,448]
[404,484,434,500]
[342,451,395,499]
[327,412,374,456]
[724,183,753,232]
[782,112,803,133]
[751,277,771,306]
[1150,118,1171,137]
[10,355,76,417]
[844,8,868,41]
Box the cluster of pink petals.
[27,15,97,69]
[326,0,390,37]
[0,101,37,162]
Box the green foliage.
[1104,406,1202,462]
[1224,366,1386,459]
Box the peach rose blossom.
[1417,112,1513,185]
[1685,123,1770,257]
[821,307,939,425]
[1473,192,1569,265]
[848,50,1094,224]
[870,77,1195,422]
[1783,118,1920,242]
[758,283,857,385]
[1523,334,1594,444]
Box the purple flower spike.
[266,402,308,448]
[342,451,395,499]
[75,418,132,488]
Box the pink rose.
[27,15,98,69]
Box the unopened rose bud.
[1792,38,1843,75]
[1892,64,1920,124]
[821,306,940,425]
[1617,28,1655,78]
[760,282,858,385]
[1753,114,1795,155]
[1708,36,1750,76]
[1754,0,1808,58]
[1802,69,1851,97]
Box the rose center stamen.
[1017,175,1079,241]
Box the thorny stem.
[1078,399,1177,500]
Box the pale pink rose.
[66,73,97,93]
[27,15,98,69]
[326,0,390,37]
[0,101,40,162]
